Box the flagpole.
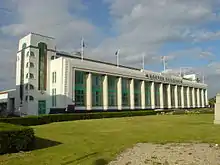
[116,49,120,67]
[81,37,84,61]
[142,53,145,70]
[162,56,166,72]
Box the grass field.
[1,114,220,165]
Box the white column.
[103,75,108,110]
[186,87,190,108]
[117,77,122,110]
[174,85,178,108]
[130,79,135,109]
[197,88,200,108]
[159,83,164,109]
[214,93,220,124]
[192,88,195,108]
[86,73,92,110]
[181,86,185,108]
[151,82,155,109]
[205,89,208,107]
[167,84,171,109]
[201,89,205,108]
[141,81,146,109]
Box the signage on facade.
[145,73,182,84]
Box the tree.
[209,97,216,108]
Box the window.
[38,42,47,90]
[52,72,56,83]
[52,88,57,107]
[145,81,151,107]
[92,73,103,106]
[154,83,160,108]
[29,96,34,101]
[25,95,34,101]
[26,73,34,79]
[134,80,141,107]
[29,62,34,68]
[108,76,117,106]
[26,51,29,57]
[29,84,34,90]
[51,56,55,60]
[75,71,86,106]
[122,78,130,106]
[26,62,35,68]
[30,51,35,57]
[25,84,34,90]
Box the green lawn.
[1,114,220,165]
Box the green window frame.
[171,85,175,107]
[184,87,187,107]
[145,82,151,107]
[163,84,168,108]
[190,88,193,107]
[20,43,26,103]
[134,80,141,107]
[177,86,181,107]
[92,73,103,106]
[195,89,198,106]
[38,42,47,91]
[108,76,117,106]
[122,78,130,107]
[75,71,86,106]
[154,83,160,107]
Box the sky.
[0,0,220,98]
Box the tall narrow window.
[171,85,175,108]
[108,76,117,106]
[52,88,57,107]
[134,80,141,107]
[154,83,160,108]
[20,43,26,103]
[75,71,86,106]
[145,81,151,107]
[92,73,103,106]
[38,42,47,90]
[122,78,130,107]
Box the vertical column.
[201,89,205,107]
[117,77,122,110]
[192,88,195,108]
[181,86,185,108]
[197,88,200,108]
[186,87,190,108]
[151,82,155,109]
[159,83,164,109]
[174,85,178,108]
[205,89,208,107]
[141,81,146,109]
[86,73,92,110]
[103,75,108,110]
[130,79,135,109]
[167,84,171,109]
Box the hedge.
[0,110,157,126]
[0,123,35,154]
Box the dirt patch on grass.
[108,143,220,165]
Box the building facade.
[1,33,209,116]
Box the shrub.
[0,110,157,126]
[0,123,35,154]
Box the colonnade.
[83,73,208,110]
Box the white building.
[0,33,208,116]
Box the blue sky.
[0,0,220,97]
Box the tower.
[15,33,56,115]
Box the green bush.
[0,110,157,126]
[0,123,35,154]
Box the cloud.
[0,0,220,97]
[94,0,220,64]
